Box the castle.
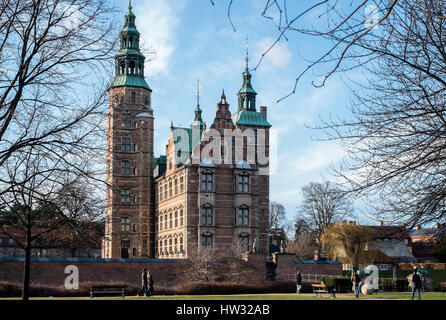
[102,3,271,259]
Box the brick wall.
[0,256,267,289]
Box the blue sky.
[111,0,375,226]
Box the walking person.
[296,270,303,294]
[351,270,361,298]
[410,267,422,300]
[147,270,154,297]
[137,267,148,297]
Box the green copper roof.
[112,75,151,90]
[233,110,271,127]
[116,48,144,58]
[238,69,257,95]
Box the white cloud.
[133,0,185,78]
[252,37,292,69]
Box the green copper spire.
[111,1,151,90]
[191,79,204,129]
[237,37,257,112]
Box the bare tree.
[316,0,446,229]
[299,181,354,250]
[0,0,118,300]
[286,233,317,260]
[212,1,446,228]
[0,146,104,300]
[0,0,118,173]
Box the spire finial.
[221,88,226,104]
[129,0,132,9]
[245,36,249,70]
[196,78,202,107]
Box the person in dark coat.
[295,270,303,294]
[137,267,148,297]
[411,267,422,300]
[147,270,154,297]
[351,270,361,298]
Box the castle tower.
[103,2,154,258]
[232,39,271,255]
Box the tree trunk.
[22,227,31,301]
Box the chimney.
[416,225,421,231]
[260,106,267,120]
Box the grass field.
[2,292,446,300]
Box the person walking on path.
[411,267,422,300]
[137,267,148,297]
[351,270,361,298]
[296,270,303,294]
[147,270,154,297]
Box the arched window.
[174,236,178,254]
[164,213,168,230]
[169,211,173,229]
[179,235,184,253]
[179,176,184,193]
[179,209,184,226]
[159,215,163,231]
[169,180,173,197]
[174,211,178,228]
[237,205,249,227]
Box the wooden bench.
[311,284,330,297]
[90,285,126,299]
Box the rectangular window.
[131,91,136,104]
[180,177,184,193]
[237,207,249,226]
[201,173,213,191]
[121,188,131,203]
[121,137,131,152]
[180,210,184,226]
[121,217,130,232]
[164,214,168,230]
[169,212,173,229]
[180,237,184,252]
[175,211,178,228]
[121,160,131,176]
[174,238,178,253]
[201,207,213,225]
[159,215,163,231]
[201,234,213,247]
[169,238,173,254]
[238,175,249,192]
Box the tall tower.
[232,38,271,255]
[104,2,154,259]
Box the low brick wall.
[0,258,190,288]
[0,256,267,289]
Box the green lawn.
[2,292,446,300]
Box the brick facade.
[103,6,271,260]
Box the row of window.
[158,176,185,201]
[157,236,184,256]
[158,209,184,231]
[0,238,14,245]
